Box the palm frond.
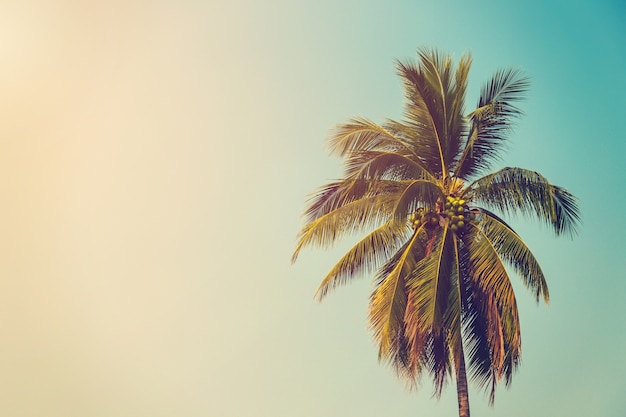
[396,57,447,178]
[428,329,452,397]
[403,228,462,397]
[405,228,454,334]
[391,179,443,221]
[460,222,522,390]
[383,118,439,169]
[455,69,530,178]
[328,117,423,160]
[369,230,425,366]
[445,234,464,370]
[398,50,474,180]
[461,271,504,405]
[343,150,435,182]
[303,179,405,222]
[314,220,412,301]
[292,193,400,262]
[461,223,520,328]
[551,185,581,237]
[476,209,549,302]
[479,68,529,110]
[446,53,472,164]
[452,54,472,122]
[416,49,453,156]
[466,167,581,237]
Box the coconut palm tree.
[291,49,580,417]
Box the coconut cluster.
[444,196,469,232]
[409,208,439,230]
[409,196,474,233]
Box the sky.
[0,0,625,416]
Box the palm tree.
[292,49,580,416]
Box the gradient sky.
[1,1,625,416]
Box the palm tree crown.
[292,49,580,416]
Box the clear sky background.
[0,0,624,416]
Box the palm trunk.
[456,343,470,417]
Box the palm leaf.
[383,118,439,170]
[445,233,464,372]
[398,49,473,180]
[447,53,472,164]
[466,167,581,236]
[396,57,447,177]
[455,69,530,178]
[551,185,581,237]
[391,179,443,221]
[476,209,549,302]
[328,117,423,161]
[314,219,412,301]
[460,267,504,405]
[416,49,452,159]
[459,225,524,402]
[303,179,405,222]
[460,222,522,386]
[428,329,452,397]
[292,193,399,262]
[343,150,435,182]
[404,227,459,395]
[405,228,453,333]
[369,229,425,364]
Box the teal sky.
[1,1,624,416]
